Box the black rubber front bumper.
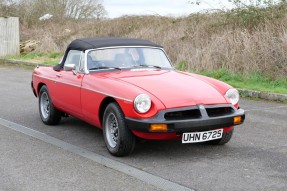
[126,104,245,133]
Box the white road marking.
[0,117,194,191]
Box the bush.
[3,0,287,80]
[225,3,287,29]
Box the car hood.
[104,69,228,108]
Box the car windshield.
[87,47,172,70]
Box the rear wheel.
[39,85,61,125]
[208,129,234,145]
[103,102,135,156]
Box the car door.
[54,50,84,118]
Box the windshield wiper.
[89,66,121,70]
[138,64,161,69]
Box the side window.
[64,50,81,69]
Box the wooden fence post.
[0,17,20,56]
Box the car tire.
[39,85,61,125]
[208,129,234,145]
[103,102,135,156]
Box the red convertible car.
[32,37,245,156]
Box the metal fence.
[0,17,20,57]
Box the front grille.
[164,109,201,120]
[206,107,234,117]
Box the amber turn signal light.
[234,116,242,125]
[149,124,168,132]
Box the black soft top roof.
[54,37,162,71]
[68,37,162,50]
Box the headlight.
[225,89,240,105]
[134,94,151,113]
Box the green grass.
[196,68,287,94]
[3,52,62,65]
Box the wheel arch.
[99,97,117,126]
[37,83,46,96]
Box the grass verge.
[196,68,287,94]
[3,52,62,65]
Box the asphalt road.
[0,65,287,191]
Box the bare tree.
[0,0,107,25]
[62,0,107,19]
[30,0,107,19]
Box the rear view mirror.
[64,64,75,71]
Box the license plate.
[182,129,223,143]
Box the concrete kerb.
[238,88,287,102]
[1,58,286,102]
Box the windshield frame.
[83,46,174,74]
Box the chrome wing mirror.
[64,64,76,71]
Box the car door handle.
[56,74,62,78]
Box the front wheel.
[208,129,234,145]
[103,102,135,156]
[39,85,61,125]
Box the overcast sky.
[103,0,235,18]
